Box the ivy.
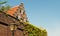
[23,22,47,36]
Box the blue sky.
[2,0,60,36]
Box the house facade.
[7,3,28,22]
[0,3,28,36]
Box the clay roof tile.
[7,6,19,16]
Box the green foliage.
[0,5,11,12]
[0,0,11,12]
[0,1,7,4]
[23,22,47,36]
[0,0,8,7]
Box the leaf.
[0,0,8,4]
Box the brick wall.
[0,11,28,36]
[0,24,24,36]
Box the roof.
[6,3,27,21]
[6,5,27,18]
[7,3,24,16]
[7,5,19,16]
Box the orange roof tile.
[7,6,19,16]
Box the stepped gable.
[7,3,28,22]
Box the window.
[21,10,24,14]
[18,15,21,20]
[24,18,26,22]
[20,10,21,13]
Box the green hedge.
[23,22,47,36]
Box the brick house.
[0,3,28,36]
[7,3,28,22]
